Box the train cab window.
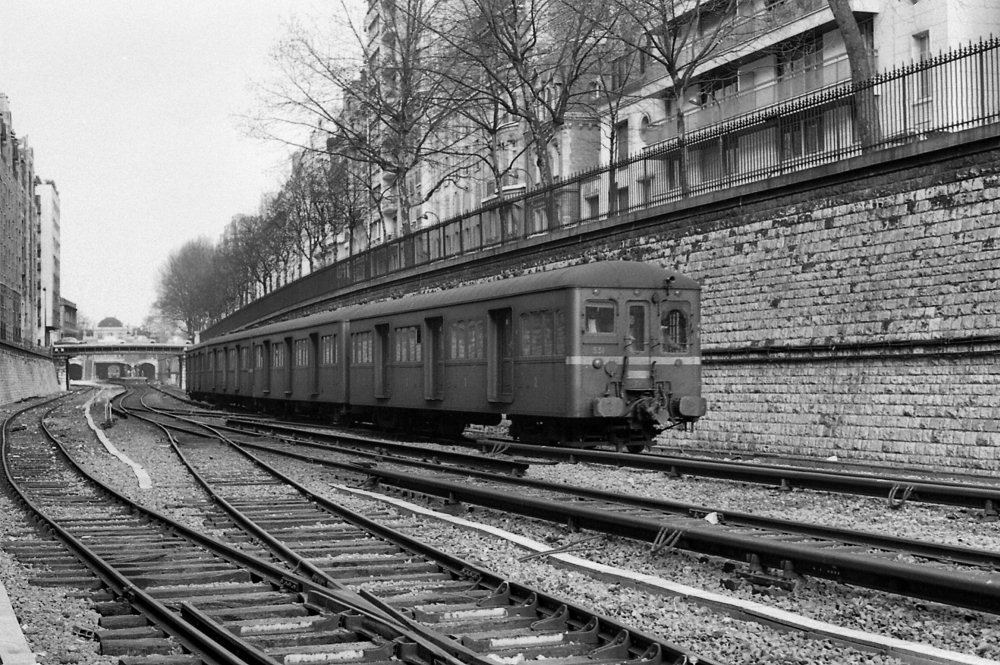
[321,334,337,365]
[584,302,616,334]
[661,305,690,352]
[627,304,647,352]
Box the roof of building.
[97,316,123,328]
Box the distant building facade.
[37,178,60,345]
[59,297,79,341]
[0,93,42,349]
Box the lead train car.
[187,261,707,450]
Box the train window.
[394,326,422,362]
[584,302,616,334]
[519,310,564,356]
[272,343,286,368]
[554,310,566,354]
[351,332,373,364]
[294,339,309,367]
[239,347,249,370]
[255,345,264,369]
[628,304,647,351]
[448,319,484,359]
[469,320,484,358]
[321,334,337,365]
[661,307,689,351]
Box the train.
[186,261,706,451]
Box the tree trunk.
[826,0,882,149]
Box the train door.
[424,317,444,400]
[488,308,514,403]
[625,302,651,391]
[374,324,390,398]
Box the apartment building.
[0,93,41,349]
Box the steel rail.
[123,388,721,665]
[1,395,266,665]
[119,394,502,665]
[465,441,1000,515]
[215,415,1000,515]
[18,390,508,665]
[242,439,1000,569]
[225,416,533,475]
[229,439,1000,615]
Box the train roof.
[193,261,696,349]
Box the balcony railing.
[203,36,1000,339]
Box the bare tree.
[608,0,743,195]
[155,238,222,339]
[432,0,617,229]
[259,0,477,238]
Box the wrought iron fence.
[204,36,1000,338]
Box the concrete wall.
[0,344,60,405]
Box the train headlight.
[592,358,604,369]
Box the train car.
[187,261,706,450]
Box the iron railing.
[203,36,1000,338]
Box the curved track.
[110,385,719,665]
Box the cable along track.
[218,427,1000,617]
[109,387,717,665]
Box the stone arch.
[136,362,157,380]
[68,361,83,381]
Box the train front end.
[572,267,707,449]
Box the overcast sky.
[0,1,332,328]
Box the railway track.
[96,386,719,665]
[218,416,1000,517]
[199,417,1000,616]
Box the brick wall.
[0,344,60,405]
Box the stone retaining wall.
[614,132,1000,471]
[0,344,60,406]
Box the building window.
[615,121,629,162]
[914,31,932,99]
